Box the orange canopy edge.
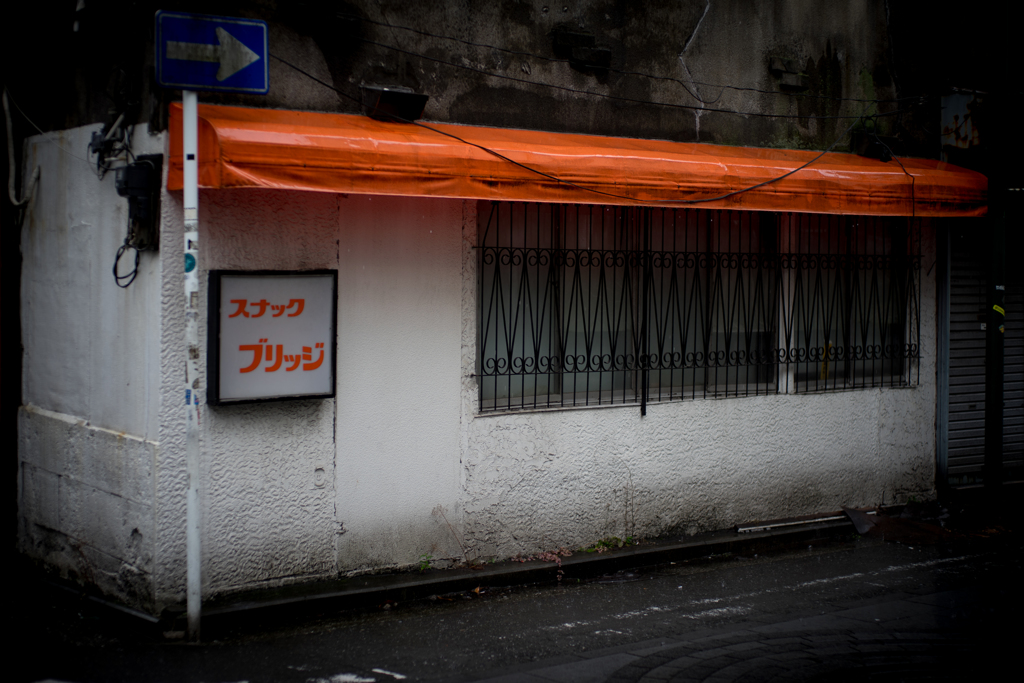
[167,103,987,217]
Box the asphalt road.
[16,528,1021,683]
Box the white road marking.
[545,554,980,634]
[681,554,978,608]
[546,620,597,630]
[681,606,751,619]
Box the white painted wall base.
[459,389,936,560]
[18,405,157,612]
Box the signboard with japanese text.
[208,271,336,405]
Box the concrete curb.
[194,518,854,636]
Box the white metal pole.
[182,89,202,641]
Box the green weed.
[580,536,635,553]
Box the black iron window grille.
[478,202,920,413]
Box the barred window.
[478,202,920,413]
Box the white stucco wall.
[333,195,465,571]
[157,188,345,604]
[156,191,465,601]
[18,124,164,610]
[331,196,935,569]
[460,391,935,558]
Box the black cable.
[411,100,865,205]
[8,86,145,286]
[872,130,916,219]
[339,11,930,107]
[94,117,135,179]
[271,53,873,206]
[122,124,137,164]
[113,241,139,288]
[4,87,97,168]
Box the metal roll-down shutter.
[947,227,1024,484]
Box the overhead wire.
[270,53,876,206]
[90,113,137,179]
[4,87,40,208]
[4,86,127,177]
[6,86,143,283]
[871,129,916,218]
[7,87,146,289]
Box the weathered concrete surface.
[332,194,465,574]
[14,2,902,152]
[155,190,465,603]
[459,390,937,562]
[156,188,343,605]
[18,405,158,613]
[238,0,898,148]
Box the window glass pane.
[479,202,560,409]
[558,205,638,405]
[646,209,779,399]
[780,214,918,392]
[479,202,920,413]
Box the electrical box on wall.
[115,154,163,251]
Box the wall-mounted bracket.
[359,85,428,122]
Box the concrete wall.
[460,389,936,559]
[20,1,1008,171]
[18,124,164,611]
[11,2,901,152]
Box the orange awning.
[168,103,987,217]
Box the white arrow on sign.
[166,27,260,82]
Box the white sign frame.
[208,270,337,405]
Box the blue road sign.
[155,11,268,93]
